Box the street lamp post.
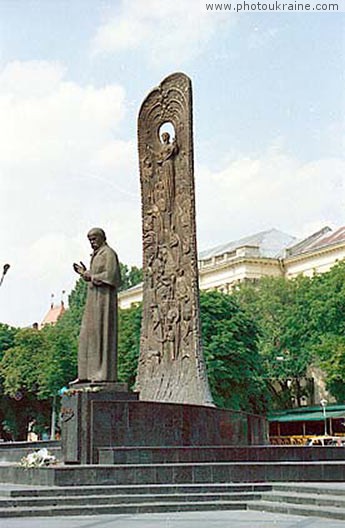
[320,399,328,436]
[51,387,69,441]
[0,264,10,287]
[50,395,56,440]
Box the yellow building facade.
[119,225,345,309]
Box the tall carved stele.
[136,73,213,406]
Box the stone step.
[264,490,345,509]
[3,461,345,487]
[273,482,345,497]
[248,499,345,521]
[0,491,263,509]
[0,493,261,509]
[0,500,247,518]
[2,481,345,520]
[98,445,345,465]
[0,482,272,498]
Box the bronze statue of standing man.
[73,228,121,383]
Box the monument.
[61,228,138,464]
[136,72,213,406]
[61,73,267,465]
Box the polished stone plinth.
[2,461,345,487]
[61,392,267,464]
[97,445,345,465]
[61,388,139,464]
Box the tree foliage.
[0,279,86,438]
[233,261,345,406]
[119,263,143,292]
[1,328,44,396]
[0,328,52,439]
[117,304,142,389]
[233,276,314,408]
[305,262,345,401]
[200,291,268,413]
[0,323,18,358]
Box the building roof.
[199,228,298,261]
[285,227,331,257]
[40,302,66,328]
[296,226,345,253]
[119,282,143,294]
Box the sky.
[0,0,344,327]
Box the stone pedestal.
[61,383,139,464]
[61,388,267,464]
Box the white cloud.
[196,148,345,251]
[92,0,234,66]
[93,139,137,174]
[0,60,141,327]
[0,60,65,97]
[0,62,126,170]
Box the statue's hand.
[73,262,81,274]
[73,262,86,275]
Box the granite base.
[61,391,267,464]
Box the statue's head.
[87,228,106,251]
[161,132,170,144]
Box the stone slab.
[0,482,273,498]
[98,445,345,465]
[2,461,345,487]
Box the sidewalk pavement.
[2,510,345,528]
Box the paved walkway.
[2,511,345,528]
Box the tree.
[0,323,20,439]
[303,261,345,402]
[56,277,87,338]
[30,278,87,399]
[0,328,44,397]
[0,328,52,439]
[117,304,142,389]
[200,291,269,414]
[119,263,143,292]
[41,277,88,393]
[35,325,78,399]
[314,334,345,401]
[0,281,86,438]
[0,323,18,358]
[233,275,316,408]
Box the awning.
[269,410,345,423]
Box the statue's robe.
[78,243,120,382]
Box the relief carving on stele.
[136,73,213,406]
